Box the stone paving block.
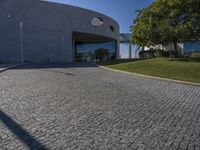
[0,63,200,149]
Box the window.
[75,41,116,62]
[110,25,115,32]
[91,17,104,26]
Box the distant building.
[143,41,200,56]
[142,43,184,54]
[184,41,200,53]
[119,33,139,59]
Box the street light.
[20,21,24,64]
[128,41,132,59]
[62,36,65,62]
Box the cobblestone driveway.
[0,63,200,150]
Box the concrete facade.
[0,0,119,63]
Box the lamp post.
[20,21,24,64]
[62,36,65,62]
[129,42,132,59]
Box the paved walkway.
[0,63,200,150]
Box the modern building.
[0,0,119,63]
[141,41,200,56]
[184,40,200,54]
[120,33,139,59]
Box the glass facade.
[75,41,116,62]
[184,41,200,53]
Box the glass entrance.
[75,41,116,62]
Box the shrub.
[154,49,170,58]
[139,48,155,58]
[190,52,200,59]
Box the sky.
[47,0,154,33]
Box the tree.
[95,48,109,62]
[131,0,200,57]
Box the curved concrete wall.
[0,0,119,62]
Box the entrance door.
[74,41,116,62]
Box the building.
[120,33,139,59]
[0,0,119,63]
[141,41,200,57]
[184,40,200,54]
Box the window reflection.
[75,41,116,62]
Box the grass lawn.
[98,58,200,83]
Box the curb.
[0,63,29,73]
[94,63,200,87]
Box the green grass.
[98,58,200,83]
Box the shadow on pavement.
[10,62,98,70]
[0,110,48,150]
[43,69,75,76]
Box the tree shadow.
[169,58,200,62]
[97,58,145,66]
[42,69,75,76]
[0,62,98,71]
[0,110,48,150]
[11,62,98,70]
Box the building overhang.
[73,32,115,42]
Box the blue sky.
[47,0,154,33]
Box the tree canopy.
[131,0,200,57]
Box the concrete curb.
[0,63,29,73]
[94,63,200,87]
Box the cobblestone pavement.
[0,63,200,150]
